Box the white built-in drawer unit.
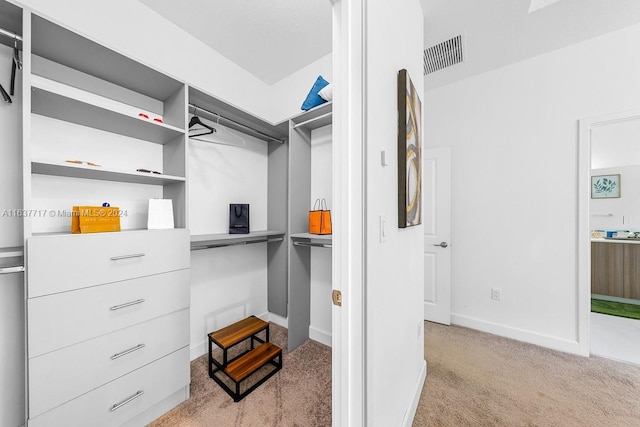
[27,229,190,297]
[26,229,191,425]
[28,309,189,417]
[27,268,190,357]
[27,347,190,427]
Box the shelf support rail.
[188,104,285,144]
[191,237,284,251]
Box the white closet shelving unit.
[0,2,25,427]
[287,102,333,350]
[187,86,290,319]
[22,12,191,427]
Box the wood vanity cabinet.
[591,242,624,297]
[623,244,640,300]
[591,241,640,299]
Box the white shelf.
[0,246,23,258]
[289,102,333,131]
[191,230,285,250]
[0,247,24,274]
[290,233,332,248]
[31,76,184,145]
[32,161,185,185]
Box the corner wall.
[424,22,640,352]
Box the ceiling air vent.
[423,35,463,75]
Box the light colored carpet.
[414,321,640,427]
[148,323,332,427]
[149,321,640,426]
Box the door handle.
[433,241,448,248]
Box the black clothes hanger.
[188,106,216,137]
[0,82,11,103]
[10,36,21,96]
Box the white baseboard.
[190,341,206,361]
[309,326,332,347]
[451,313,581,355]
[401,359,426,427]
[266,312,288,329]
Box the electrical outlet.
[491,288,502,301]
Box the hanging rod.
[0,266,25,275]
[191,237,284,251]
[188,104,285,144]
[293,241,332,249]
[292,112,332,130]
[0,27,22,42]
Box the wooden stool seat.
[226,342,282,382]
[207,316,282,401]
[209,315,268,349]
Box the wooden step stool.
[208,315,282,401]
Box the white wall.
[365,0,425,426]
[591,117,640,169]
[424,22,640,352]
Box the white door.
[423,147,451,324]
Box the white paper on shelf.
[147,199,174,230]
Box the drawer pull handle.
[110,299,145,311]
[109,390,144,412]
[110,253,146,261]
[111,343,145,360]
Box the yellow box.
[71,206,121,234]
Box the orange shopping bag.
[309,199,332,235]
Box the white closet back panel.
[0,44,23,247]
[188,131,268,235]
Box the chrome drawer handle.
[110,253,146,261]
[111,343,145,360]
[109,390,144,412]
[110,299,145,311]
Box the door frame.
[331,0,366,426]
[578,108,640,356]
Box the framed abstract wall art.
[397,69,422,228]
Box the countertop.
[591,237,640,245]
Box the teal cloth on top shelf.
[301,75,329,111]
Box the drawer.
[27,347,189,427]
[29,309,189,418]
[28,268,189,357]
[27,228,189,297]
